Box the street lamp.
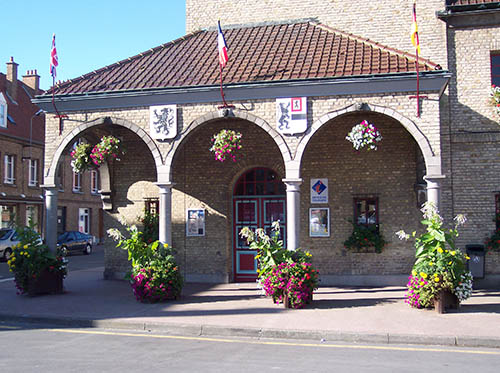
[27,109,46,161]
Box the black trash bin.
[465,244,485,279]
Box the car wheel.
[60,246,68,257]
[3,248,12,261]
[84,244,92,255]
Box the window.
[26,205,39,229]
[90,170,99,194]
[1,205,16,228]
[233,168,285,196]
[0,93,7,128]
[354,197,379,227]
[145,198,159,215]
[56,163,64,191]
[72,171,81,192]
[4,154,15,184]
[28,159,38,186]
[491,54,500,86]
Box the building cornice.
[33,71,450,114]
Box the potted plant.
[396,202,472,313]
[344,223,386,253]
[209,129,242,162]
[7,225,67,296]
[107,223,182,303]
[345,120,382,151]
[70,142,93,173]
[240,222,319,309]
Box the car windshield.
[58,232,69,241]
[0,229,12,240]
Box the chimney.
[22,69,40,94]
[6,57,18,100]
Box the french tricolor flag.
[217,21,228,68]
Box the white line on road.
[0,278,13,283]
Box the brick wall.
[186,0,448,68]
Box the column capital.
[423,174,446,182]
[155,182,176,190]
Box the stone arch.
[293,103,441,179]
[44,116,163,186]
[161,109,292,183]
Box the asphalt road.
[0,323,499,372]
[0,243,104,281]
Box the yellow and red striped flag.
[411,2,421,55]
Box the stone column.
[43,186,58,254]
[424,175,445,211]
[283,178,302,251]
[156,182,174,245]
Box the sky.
[1,0,186,90]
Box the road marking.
[0,325,21,330]
[0,278,13,283]
[49,328,500,356]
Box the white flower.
[271,220,281,232]
[454,214,467,226]
[107,228,123,241]
[395,230,410,241]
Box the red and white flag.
[50,34,58,79]
[217,21,228,68]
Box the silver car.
[0,229,19,261]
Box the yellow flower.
[163,243,168,248]
[434,277,440,282]
[465,255,470,260]
[450,251,456,256]
[254,254,261,259]
[448,261,452,265]
[412,270,417,276]
[23,244,28,249]
[419,281,425,286]
[429,262,434,266]
[437,247,444,253]
[445,249,449,253]
[420,272,428,279]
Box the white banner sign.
[311,178,328,204]
[276,97,307,134]
[149,105,177,140]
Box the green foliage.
[343,223,386,253]
[8,223,66,295]
[70,142,92,174]
[398,203,472,308]
[107,224,183,302]
[140,208,159,244]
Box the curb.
[1,313,500,349]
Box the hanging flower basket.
[209,129,242,162]
[90,135,122,167]
[70,136,123,173]
[346,120,382,151]
[490,85,500,116]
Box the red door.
[233,168,286,282]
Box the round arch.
[293,103,442,179]
[44,116,163,186]
[161,109,292,183]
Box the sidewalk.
[1,266,500,348]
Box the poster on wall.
[276,97,307,135]
[310,178,328,204]
[186,209,205,236]
[309,208,330,237]
[149,105,177,140]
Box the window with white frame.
[79,208,90,234]
[4,154,15,184]
[28,159,38,186]
[90,169,99,194]
[72,171,81,192]
[0,93,7,128]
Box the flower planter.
[27,269,64,296]
[434,289,459,314]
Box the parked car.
[0,227,43,261]
[57,231,92,256]
[0,228,19,261]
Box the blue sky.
[1,0,186,90]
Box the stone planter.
[27,269,64,296]
[434,289,459,314]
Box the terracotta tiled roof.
[46,21,440,96]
